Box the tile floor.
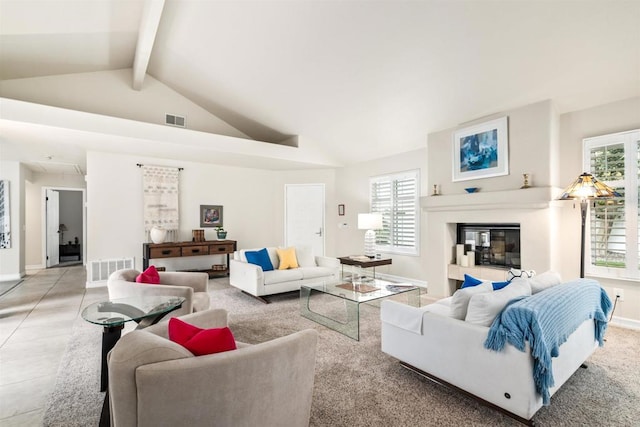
[0,265,105,426]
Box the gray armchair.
[107,309,318,427]
[107,269,210,317]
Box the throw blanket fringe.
[485,279,611,405]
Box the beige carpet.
[44,279,640,426]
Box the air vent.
[165,113,186,127]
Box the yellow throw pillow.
[277,247,299,270]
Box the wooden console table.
[143,240,237,277]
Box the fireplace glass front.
[457,223,521,269]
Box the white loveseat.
[380,277,610,424]
[229,246,340,302]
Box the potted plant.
[215,227,227,240]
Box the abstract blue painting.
[453,116,509,182]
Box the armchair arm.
[107,280,194,317]
[229,259,264,295]
[158,271,209,293]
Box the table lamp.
[358,213,383,258]
[558,172,620,278]
[59,224,68,244]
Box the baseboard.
[0,272,24,281]
[86,280,107,289]
[26,264,45,271]
[610,316,640,330]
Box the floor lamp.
[358,213,383,258]
[558,172,620,278]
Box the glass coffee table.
[300,278,421,340]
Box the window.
[370,169,420,256]
[584,130,639,280]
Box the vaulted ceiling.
[1,0,639,172]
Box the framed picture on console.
[200,205,223,227]
[452,116,509,182]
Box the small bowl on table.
[464,187,479,193]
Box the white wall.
[335,149,429,283]
[24,172,86,268]
[0,69,249,139]
[558,96,640,323]
[86,151,337,271]
[0,161,30,280]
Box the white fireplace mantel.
[421,186,563,212]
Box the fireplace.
[457,223,521,269]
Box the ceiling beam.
[132,0,165,90]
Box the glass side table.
[82,295,186,392]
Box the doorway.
[43,187,85,268]
[285,184,325,256]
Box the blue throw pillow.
[492,281,511,290]
[245,248,274,272]
[461,274,483,289]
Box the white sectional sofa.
[380,277,611,424]
[229,246,340,302]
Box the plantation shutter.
[584,130,639,279]
[370,170,419,255]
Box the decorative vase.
[150,226,167,244]
[217,231,228,240]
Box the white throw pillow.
[295,246,316,267]
[528,271,562,294]
[449,281,493,320]
[465,279,532,327]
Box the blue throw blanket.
[484,279,611,405]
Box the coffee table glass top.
[81,296,186,327]
[303,278,417,304]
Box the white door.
[46,189,60,267]
[285,184,325,256]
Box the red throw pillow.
[135,265,160,284]
[168,317,237,356]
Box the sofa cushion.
[168,317,237,356]
[492,281,511,290]
[460,274,483,288]
[300,266,335,280]
[237,248,280,269]
[277,247,299,270]
[245,248,275,271]
[465,279,532,326]
[527,271,562,294]
[450,281,493,320]
[263,268,304,285]
[136,265,160,284]
[295,246,316,267]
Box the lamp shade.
[558,172,621,200]
[59,224,68,232]
[358,213,383,230]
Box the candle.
[460,255,469,267]
[456,244,465,265]
[467,251,475,266]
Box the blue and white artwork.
[459,129,498,172]
[452,116,509,182]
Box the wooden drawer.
[182,245,209,256]
[209,243,235,254]
[149,246,181,259]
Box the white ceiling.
[1,0,639,171]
